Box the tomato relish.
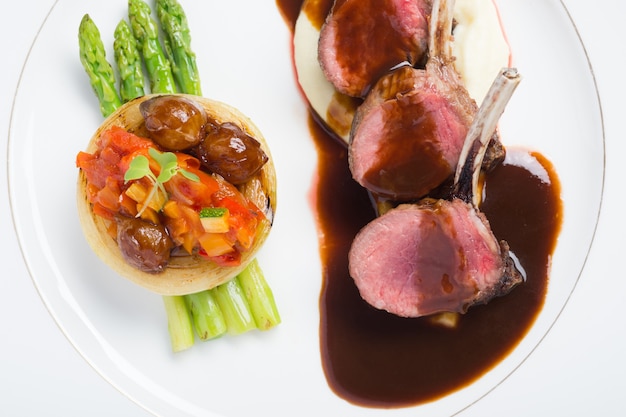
[76,125,266,267]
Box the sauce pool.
[277,0,563,408]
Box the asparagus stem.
[184,291,227,341]
[162,295,195,352]
[128,0,177,94]
[156,0,202,95]
[212,277,257,335]
[238,259,281,330]
[78,14,123,117]
[114,19,146,102]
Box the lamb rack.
[348,0,505,201]
[348,68,523,318]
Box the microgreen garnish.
[124,154,153,182]
[124,148,199,217]
[148,148,199,183]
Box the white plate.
[7,0,603,416]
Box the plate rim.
[6,1,607,416]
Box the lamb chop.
[348,68,523,318]
[348,0,505,201]
[317,0,432,98]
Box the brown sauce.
[277,0,563,408]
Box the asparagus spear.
[185,290,227,341]
[128,0,177,94]
[163,295,195,352]
[156,0,202,95]
[78,14,123,117]
[212,277,257,335]
[113,19,145,102]
[238,259,281,330]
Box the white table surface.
[2,1,624,416]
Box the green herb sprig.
[124,147,199,216]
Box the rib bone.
[453,68,522,206]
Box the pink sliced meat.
[318,0,431,98]
[348,64,473,200]
[348,200,522,317]
[348,0,504,201]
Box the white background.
[1,1,624,416]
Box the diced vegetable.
[198,233,235,257]
[124,180,167,212]
[199,207,228,218]
[199,207,230,233]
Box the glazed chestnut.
[194,122,268,185]
[116,216,174,274]
[139,95,207,151]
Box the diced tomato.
[76,151,96,169]
[218,198,259,250]
[118,147,152,174]
[77,150,120,189]
[165,169,220,208]
[99,145,121,166]
[101,125,153,154]
[176,152,201,171]
[199,249,242,267]
[77,126,265,268]
[87,177,122,220]
[97,177,122,212]
[92,202,114,220]
[119,192,138,217]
